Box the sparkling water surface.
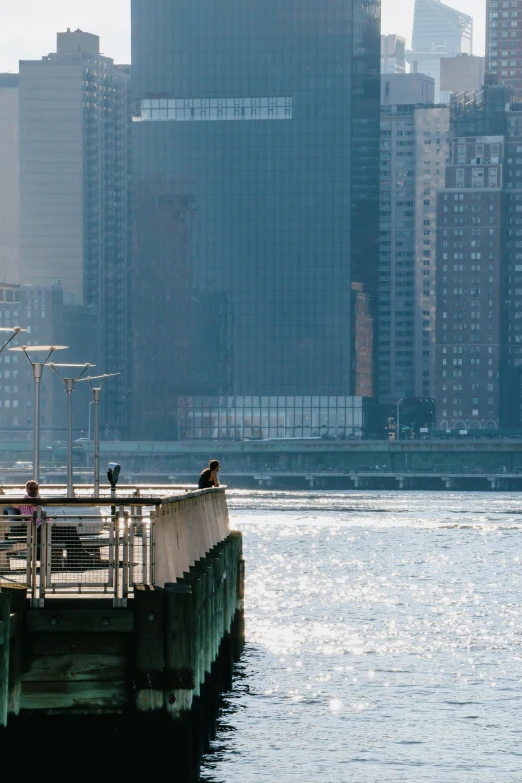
[200,491,522,783]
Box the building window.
[136,97,293,122]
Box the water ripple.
[201,491,522,783]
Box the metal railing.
[0,484,196,498]
[0,497,160,607]
[1,485,230,608]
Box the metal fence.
[0,500,157,607]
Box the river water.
[200,490,522,783]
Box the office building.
[381,35,407,75]
[19,30,131,434]
[379,74,449,403]
[0,75,19,284]
[406,0,473,102]
[131,0,381,440]
[440,54,485,101]
[486,0,522,98]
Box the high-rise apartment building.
[381,35,407,75]
[0,75,19,284]
[19,30,131,434]
[407,0,473,102]
[379,74,449,403]
[131,0,381,440]
[435,94,522,431]
[436,135,504,430]
[486,0,522,97]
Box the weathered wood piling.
[0,487,244,748]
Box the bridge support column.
[444,478,454,490]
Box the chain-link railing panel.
[0,516,32,587]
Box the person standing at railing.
[15,480,46,561]
[199,460,221,489]
[18,480,46,526]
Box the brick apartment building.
[436,105,522,430]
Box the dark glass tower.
[131,0,380,439]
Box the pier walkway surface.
[0,484,244,769]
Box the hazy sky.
[0,0,486,73]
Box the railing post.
[122,506,129,604]
[108,511,115,589]
[113,510,120,606]
[30,512,39,607]
[39,517,47,602]
[141,518,148,585]
[25,518,32,589]
[45,520,53,587]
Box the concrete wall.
[381,73,435,105]
[440,55,485,96]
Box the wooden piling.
[134,584,165,712]
[164,583,195,719]
[4,584,27,718]
[0,591,10,728]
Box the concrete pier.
[0,487,244,743]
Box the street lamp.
[49,363,94,496]
[0,326,28,355]
[78,373,120,496]
[9,344,68,482]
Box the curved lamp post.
[49,363,94,496]
[77,373,120,496]
[0,326,28,355]
[9,345,68,482]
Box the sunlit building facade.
[19,30,131,436]
[379,75,449,403]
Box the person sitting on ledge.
[199,460,221,489]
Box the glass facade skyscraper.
[406,0,473,102]
[131,0,380,439]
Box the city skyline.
[0,0,486,74]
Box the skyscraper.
[379,74,449,403]
[0,74,19,284]
[486,0,522,98]
[19,30,131,436]
[412,0,473,54]
[406,0,473,102]
[131,0,381,440]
